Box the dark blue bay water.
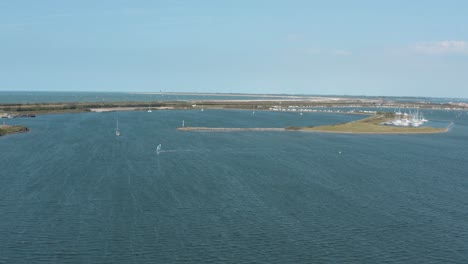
[1,110,467,263]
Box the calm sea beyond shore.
[1,93,467,263]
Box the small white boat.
[148,105,152,113]
[156,144,162,155]
[115,120,120,136]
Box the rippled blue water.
[1,110,467,263]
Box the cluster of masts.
[386,109,429,127]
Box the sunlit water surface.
[1,110,467,263]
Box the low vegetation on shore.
[0,125,29,136]
[1,99,466,116]
[0,100,454,135]
[286,114,448,134]
[181,113,449,134]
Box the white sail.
[116,120,120,136]
[156,144,162,155]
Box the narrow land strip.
[178,127,286,132]
[178,114,449,134]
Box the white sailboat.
[115,120,120,136]
[148,104,152,113]
[156,144,162,155]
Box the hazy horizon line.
[0,90,467,100]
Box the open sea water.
[1,109,467,263]
[1,91,467,104]
[0,91,297,104]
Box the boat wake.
[156,144,194,154]
[155,145,300,155]
[447,122,455,131]
[158,149,195,153]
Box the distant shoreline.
[1,97,467,117]
[131,92,345,101]
[0,99,454,136]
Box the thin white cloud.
[304,48,322,55]
[286,34,304,41]
[0,23,20,30]
[300,48,351,56]
[332,49,352,56]
[410,40,468,55]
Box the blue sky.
[1,0,467,97]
